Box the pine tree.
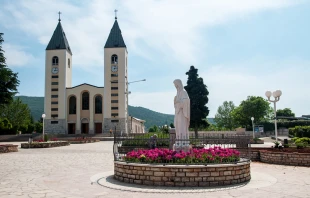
[184,66,210,138]
[0,33,19,106]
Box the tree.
[231,96,270,129]
[0,98,32,133]
[184,66,210,138]
[170,123,175,128]
[0,33,19,106]
[276,108,295,117]
[214,101,236,130]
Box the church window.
[51,101,58,104]
[111,120,119,122]
[52,56,59,65]
[52,75,58,78]
[51,82,58,85]
[51,121,58,124]
[69,96,76,114]
[51,95,58,98]
[68,59,70,68]
[111,113,118,117]
[95,95,102,114]
[111,107,118,110]
[51,108,58,111]
[51,114,58,118]
[111,54,118,64]
[51,88,58,91]
[111,93,118,96]
[82,92,89,110]
[111,100,118,103]
[111,87,118,90]
[111,74,118,77]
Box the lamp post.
[265,90,282,141]
[42,113,46,141]
[251,117,254,139]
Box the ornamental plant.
[124,147,240,164]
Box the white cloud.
[3,44,36,67]
[0,0,304,69]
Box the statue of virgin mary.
[173,79,190,151]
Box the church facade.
[43,16,145,134]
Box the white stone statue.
[173,79,190,151]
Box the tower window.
[52,75,58,78]
[69,96,76,114]
[111,100,118,103]
[111,113,118,117]
[111,74,118,77]
[111,107,118,110]
[95,95,102,114]
[51,82,58,85]
[111,93,118,96]
[51,108,58,111]
[52,56,59,65]
[82,92,89,110]
[111,54,118,64]
[68,58,70,68]
[51,101,58,104]
[51,95,58,98]
[111,87,118,90]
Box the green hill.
[16,96,214,130]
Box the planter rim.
[114,160,250,168]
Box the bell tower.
[103,13,128,134]
[44,13,72,134]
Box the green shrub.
[289,126,310,138]
[294,137,310,145]
[295,142,307,149]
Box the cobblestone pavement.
[0,142,310,198]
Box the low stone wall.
[114,161,251,187]
[260,150,310,166]
[21,141,70,149]
[0,144,18,153]
[67,139,100,144]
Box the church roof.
[104,19,126,48]
[46,21,72,55]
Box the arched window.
[68,58,70,68]
[111,54,118,64]
[52,56,59,65]
[95,95,102,114]
[82,92,89,110]
[69,96,76,114]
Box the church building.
[43,14,145,134]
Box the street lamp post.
[265,90,282,141]
[251,117,255,139]
[42,113,46,141]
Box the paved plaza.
[0,142,310,198]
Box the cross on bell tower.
[114,9,118,19]
[58,11,62,22]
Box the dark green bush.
[289,126,310,138]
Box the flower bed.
[124,147,240,164]
[114,161,251,187]
[21,141,70,149]
[260,149,310,166]
[0,144,18,153]
[68,137,100,144]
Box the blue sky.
[1,0,309,117]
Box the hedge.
[289,126,310,138]
[256,120,310,132]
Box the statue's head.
[173,79,183,90]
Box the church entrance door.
[68,123,76,134]
[81,123,89,134]
[95,123,102,134]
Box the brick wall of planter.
[0,145,18,153]
[21,141,70,148]
[114,161,251,187]
[260,150,310,166]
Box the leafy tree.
[149,127,155,132]
[184,66,210,138]
[170,123,175,128]
[231,96,270,129]
[0,117,12,130]
[214,101,236,130]
[0,98,32,133]
[276,108,295,117]
[0,33,19,106]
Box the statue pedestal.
[173,141,191,153]
[169,128,176,150]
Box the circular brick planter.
[114,161,251,187]
[260,150,310,166]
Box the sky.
[1,0,310,117]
